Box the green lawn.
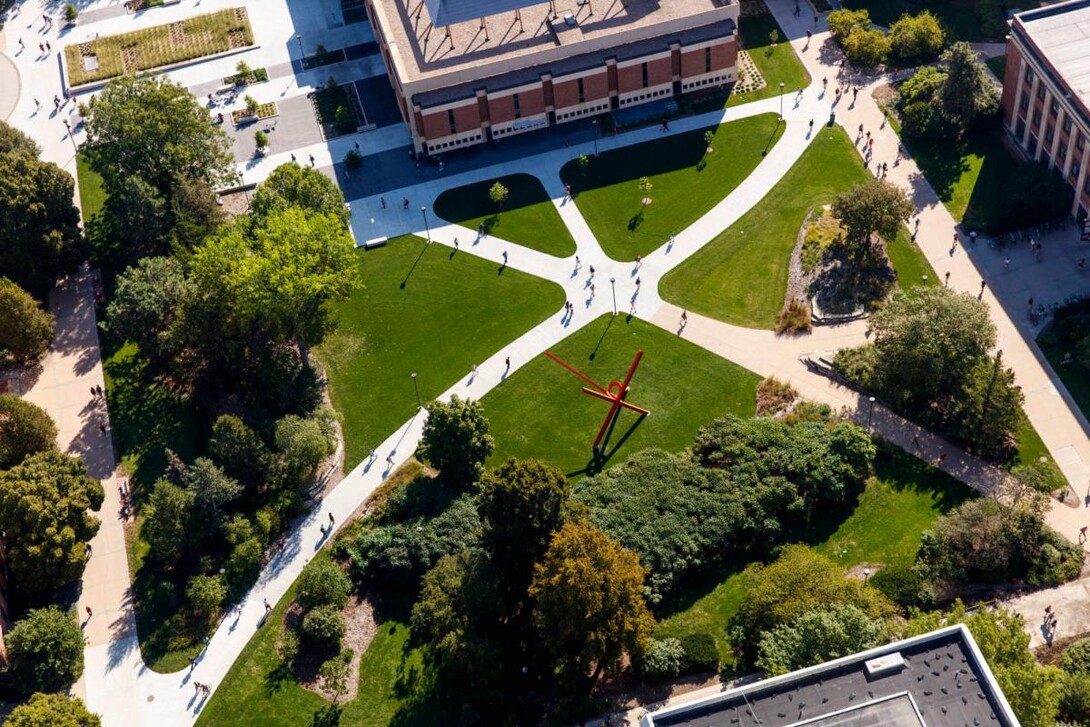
[654,445,972,668]
[196,555,427,727]
[660,127,936,328]
[560,114,785,261]
[432,173,576,257]
[481,315,761,477]
[316,235,564,469]
[76,153,107,222]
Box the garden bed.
[65,8,254,86]
[232,101,277,126]
[301,47,347,70]
[311,85,358,139]
[224,67,269,86]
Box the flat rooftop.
[1015,0,1090,113]
[642,626,1019,727]
[373,0,735,91]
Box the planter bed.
[223,67,269,86]
[64,7,254,86]
[232,101,277,126]
[301,48,347,70]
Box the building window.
[1073,158,1082,182]
[1025,67,1035,85]
[1085,174,1090,195]
[1051,100,1059,117]
[577,78,585,103]
[1063,117,1073,134]
[1020,94,1029,112]
[641,62,649,88]
[1046,125,1055,144]
[704,47,712,73]
[447,109,456,134]
[513,93,521,119]
[1037,84,1046,101]
[1028,136,1038,155]
[1059,143,1069,167]
[1080,133,1087,151]
[1017,118,1026,138]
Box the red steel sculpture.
[544,350,650,449]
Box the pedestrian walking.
[380,196,386,208]
[822,77,828,89]
[470,364,478,378]
[806,29,812,41]
[1080,525,1088,541]
[453,237,459,250]
[328,512,335,526]
[502,250,508,265]
[590,283,596,298]
[589,265,595,277]
[91,386,98,397]
[96,385,103,396]
[980,279,986,294]
[505,356,511,369]
[291,153,297,163]
[477,221,484,235]
[575,255,581,270]
[565,183,572,199]
[354,141,360,150]
[194,681,201,693]
[852,87,858,102]
[937,453,947,464]
[912,434,920,448]
[669,232,676,247]
[808,118,814,130]
[635,254,642,269]
[98,423,107,435]
[969,230,977,245]
[369,448,376,461]
[1079,258,1086,271]
[86,606,93,619]
[635,277,641,288]
[45,41,51,52]
[38,42,45,54]
[309,154,315,167]
[264,598,271,613]
[18,38,24,51]
[1004,256,1011,269]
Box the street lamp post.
[863,567,871,583]
[609,277,617,316]
[62,119,77,153]
[420,206,431,243]
[779,82,785,120]
[295,34,305,63]
[411,372,421,409]
[867,396,876,430]
[591,118,600,157]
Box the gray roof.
[642,626,1019,727]
[1015,0,1090,113]
[423,0,542,27]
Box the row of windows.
[557,102,609,121]
[426,132,483,153]
[682,72,731,91]
[619,87,672,107]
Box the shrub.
[343,149,363,169]
[245,95,260,115]
[254,130,269,151]
[300,604,346,655]
[756,377,798,416]
[4,693,100,727]
[0,394,57,468]
[827,8,871,38]
[334,105,355,132]
[0,277,54,364]
[297,558,352,611]
[868,564,933,609]
[1059,673,1090,724]
[888,11,944,64]
[638,638,684,681]
[679,632,720,674]
[186,574,227,622]
[223,537,264,597]
[418,395,494,485]
[5,607,85,694]
[756,603,887,675]
[1061,639,1090,675]
[776,299,811,334]
[64,1,78,22]
[1013,460,1066,494]
[842,28,891,67]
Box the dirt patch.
[596,670,723,716]
[216,189,252,218]
[301,596,377,703]
[872,83,897,110]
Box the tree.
[488,181,509,208]
[831,180,914,260]
[756,604,887,675]
[275,412,336,485]
[3,693,101,727]
[249,163,349,230]
[1059,673,1090,725]
[300,604,346,655]
[102,176,171,258]
[638,638,685,681]
[729,545,893,666]
[0,451,103,593]
[939,42,999,131]
[185,457,243,532]
[297,558,352,611]
[319,656,350,704]
[888,11,945,63]
[638,176,653,205]
[419,395,494,484]
[209,415,272,494]
[530,521,654,683]
[189,208,358,362]
[0,120,41,158]
[83,75,235,198]
[4,607,85,694]
[103,257,192,362]
[0,394,57,468]
[186,574,227,623]
[141,480,195,565]
[168,172,226,252]
[945,352,1024,460]
[826,8,871,38]
[0,152,83,297]
[1061,638,1090,675]
[478,458,570,619]
[842,28,891,67]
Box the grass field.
[559,114,785,261]
[65,8,253,86]
[480,315,761,477]
[660,127,937,328]
[654,445,972,667]
[75,153,107,221]
[432,173,577,257]
[316,235,564,469]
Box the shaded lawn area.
[481,314,761,478]
[316,235,564,470]
[76,153,107,222]
[840,0,986,40]
[432,173,576,257]
[654,444,973,669]
[689,14,811,112]
[560,113,786,261]
[195,557,429,727]
[661,127,936,328]
[985,54,1008,81]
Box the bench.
[359,236,387,250]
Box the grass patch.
[480,314,761,477]
[661,127,936,328]
[654,444,972,668]
[76,152,107,222]
[316,235,564,470]
[560,114,785,261]
[64,8,254,86]
[432,173,576,257]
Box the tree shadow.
[264,662,295,696]
[309,705,343,727]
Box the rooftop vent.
[563,10,576,24]
[865,653,906,678]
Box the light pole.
[62,119,77,153]
[609,277,617,316]
[591,118,600,157]
[411,372,421,409]
[779,82,785,120]
[295,34,305,63]
[863,567,871,583]
[867,396,876,430]
[420,205,431,243]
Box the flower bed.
[65,7,254,86]
[232,101,277,126]
[224,67,269,86]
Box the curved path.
[12,1,1085,723]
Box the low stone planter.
[232,101,277,126]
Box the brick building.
[1000,0,1090,228]
[364,0,740,154]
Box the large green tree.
[4,607,86,694]
[530,520,655,684]
[0,120,41,158]
[756,604,887,675]
[103,257,193,363]
[939,42,1000,130]
[3,693,101,727]
[888,11,945,63]
[0,394,57,468]
[249,163,349,230]
[0,451,103,593]
[831,180,914,261]
[0,152,83,297]
[0,278,54,364]
[141,479,195,566]
[418,395,494,484]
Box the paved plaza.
[6,0,1090,723]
